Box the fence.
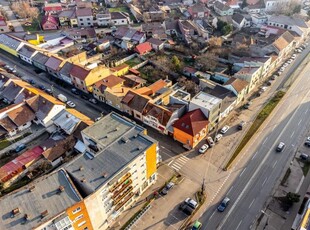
[115,53,138,66]
[132,60,148,70]
[124,203,151,230]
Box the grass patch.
[108,6,130,13]
[0,132,32,151]
[301,162,310,176]
[125,57,142,67]
[224,91,286,170]
[22,16,42,32]
[0,176,31,196]
[281,167,291,186]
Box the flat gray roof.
[0,169,81,230]
[66,112,157,193]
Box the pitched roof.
[189,3,209,13]
[58,9,75,18]
[173,109,208,136]
[134,42,152,54]
[273,31,295,51]
[59,61,74,76]
[148,79,167,94]
[232,13,245,24]
[121,90,149,113]
[44,3,62,12]
[7,104,35,127]
[45,56,63,71]
[76,8,92,17]
[268,15,309,28]
[0,34,22,50]
[18,45,36,58]
[67,108,94,126]
[111,12,128,20]
[32,52,50,65]
[0,117,17,132]
[70,65,90,80]
[94,75,124,92]
[142,103,173,127]
[25,95,56,121]
[224,77,248,93]
[147,37,164,46]
[214,1,231,11]
[41,14,58,26]
[110,63,129,72]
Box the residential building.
[104,86,129,111]
[234,66,261,91]
[250,12,268,26]
[111,12,131,26]
[134,42,153,55]
[92,74,124,100]
[45,56,64,77]
[143,6,165,22]
[189,92,222,130]
[32,52,50,72]
[63,28,97,42]
[188,3,210,19]
[17,44,38,64]
[223,77,249,104]
[264,0,295,12]
[95,11,112,27]
[214,1,234,16]
[169,89,191,107]
[0,16,9,33]
[70,64,112,92]
[173,109,209,149]
[232,13,251,29]
[65,112,158,229]
[58,9,76,27]
[105,0,119,7]
[43,3,62,14]
[57,61,74,84]
[147,38,165,51]
[267,15,310,38]
[0,34,24,57]
[245,1,265,13]
[76,8,93,27]
[0,169,93,230]
[113,27,146,49]
[41,14,59,31]
[0,81,27,104]
[122,90,150,121]
[121,74,146,89]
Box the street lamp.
[261,210,270,229]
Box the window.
[72,207,81,214]
[78,221,86,227]
[79,19,83,21]
[87,18,90,21]
[75,214,84,221]
[81,23,84,25]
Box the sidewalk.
[109,164,175,230]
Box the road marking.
[239,168,246,177]
[251,151,258,160]
[263,138,268,144]
[298,119,302,126]
[227,186,234,195]
[171,165,181,170]
[272,160,278,169]
[262,177,268,187]
[178,156,189,163]
[305,108,309,114]
[209,211,215,220]
[167,160,173,166]
[249,198,255,209]
[173,162,182,168]
[291,131,295,138]
[236,220,242,229]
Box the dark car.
[45,88,53,95]
[238,121,246,130]
[305,141,310,147]
[38,85,46,90]
[160,182,175,195]
[300,153,309,161]
[27,79,35,85]
[71,88,80,95]
[244,101,252,109]
[15,144,26,153]
[179,203,194,215]
[81,94,89,100]
[218,197,230,212]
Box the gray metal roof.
[59,62,74,76]
[0,34,22,50]
[65,112,157,193]
[32,52,50,65]
[17,45,36,58]
[268,15,309,28]
[0,169,81,230]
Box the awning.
[74,140,86,153]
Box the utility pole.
[201,177,205,195]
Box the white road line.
[236,220,242,229]
[167,160,173,166]
[262,177,268,187]
[171,165,180,171]
[305,108,309,114]
[173,162,182,168]
[239,168,246,177]
[251,151,258,160]
[178,157,188,163]
[263,138,268,144]
[298,119,302,126]
[291,131,295,138]
[249,198,255,209]
[272,160,278,169]
[227,186,234,195]
[209,211,215,220]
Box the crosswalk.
[168,155,189,171]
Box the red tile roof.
[70,65,90,80]
[134,42,152,55]
[7,104,35,127]
[44,3,62,12]
[142,103,173,127]
[41,14,58,26]
[94,75,124,92]
[148,79,167,94]
[173,109,209,136]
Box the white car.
[282,63,288,68]
[215,134,223,142]
[199,144,209,154]
[89,98,98,104]
[307,137,310,141]
[280,67,285,72]
[185,198,198,209]
[292,54,297,58]
[287,59,292,64]
[220,125,230,134]
[66,101,76,108]
[261,86,268,92]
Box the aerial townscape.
[0,0,310,229]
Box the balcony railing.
[109,172,131,193]
[115,192,134,211]
[113,186,133,205]
[112,179,132,200]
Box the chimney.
[81,178,86,183]
[29,186,35,192]
[11,208,20,218]
[41,210,48,218]
[102,172,108,178]
[58,185,65,193]
[79,166,84,171]
[24,214,29,221]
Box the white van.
[57,94,67,103]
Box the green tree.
[222,24,233,36]
[292,5,301,14]
[171,55,181,71]
[286,192,300,204]
[241,0,248,8]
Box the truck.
[57,94,67,103]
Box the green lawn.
[224,91,286,170]
[108,6,130,13]
[125,57,142,67]
[22,18,41,32]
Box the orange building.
[173,109,209,149]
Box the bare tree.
[177,76,199,97]
[11,1,39,20]
[208,37,223,48]
[196,52,218,72]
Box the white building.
[76,8,93,27]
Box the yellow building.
[0,34,24,57]
[65,112,158,229]
[27,34,45,46]
[111,63,130,76]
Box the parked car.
[218,197,230,212]
[280,67,285,72]
[38,84,46,90]
[257,89,264,96]
[304,140,310,147]
[261,86,268,92]
[266,80,272,86]
[44,88,53,95]
[15,144,26,153]
[89,98,97,104]
[244,101,252,109]
[191,220,202,230]
[27,79,35,85]
[71,88,79,95]
[206,136,215,147]
[57,94,68,103]
[66,101,76,108]
[95,117,102,122]
[185,198,198,209]
[215,134,223,142]
[271,75,276,80]
[276,142,285,152]
[238,121,246,130]
[300,153,309,161]
[199,144,209,154]
[179,202,194,215]
[81,94,89,100]
[220,125,229,134]
[160,182,175,195]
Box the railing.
[112,179,132,200]
[109,173,131,193]
[113,186,133,205]
[115,192,134,211]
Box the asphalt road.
[0,51,186,161]
[200,54,310,229]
